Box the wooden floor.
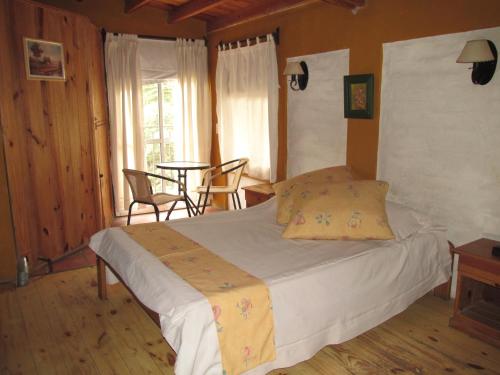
[1,267,499,375]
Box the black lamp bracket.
[471,40,497,85]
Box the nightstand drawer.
[459,264,500,287]
[245,191,268,207]
[243,183,275,208]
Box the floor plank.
[2,267,500,375]
[75,268,170,374]
[35,271,100,375]
[0,289,38,374]
[15,282,70,374]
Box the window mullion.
[158,83,166,191]
[158,83,165,161]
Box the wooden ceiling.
[124,0,366,32]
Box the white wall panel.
[287,49,349,178]
[378,27,500,247]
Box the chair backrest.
[123,169,153,204]
[226,158,248,190]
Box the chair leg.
[230,193,237,210]
[202,193,210,215]
[166,200,178,221]
[184,196,192,218]
[196,193,202,212]
[153,204,160,222]
[127,201,136,226]
[235,192,242,209]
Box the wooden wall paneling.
[86,24,114,229]
[0,0,111,268]
[40,6,75,257]
[72,15,100,246]
[0,1,43,264]
[83,21,104,231]
[83,23,105,236]
[0,138,17,282]
[36,2,81,259]
[56,9,83,252]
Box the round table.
[156,161,210,217]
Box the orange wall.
[207,0,500,180]
[36,0,206,38]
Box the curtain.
[216,35,279,182]
[105,33,144,215]
[138,38,177,83]
[175,39,212,191]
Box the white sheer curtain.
[216,35,279,182]
[105,33,144,215]
[138,38,177,82]
[176,38,212,191]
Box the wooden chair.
[195,158,249,214]
[123,169,184,225]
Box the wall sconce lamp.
[284,61,308,91]
[456,39,497,85]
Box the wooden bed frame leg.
[433,241,455,300]
[97,256,107,300]
[433,279,451,300]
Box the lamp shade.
[456,39,495,63]
[283,61,304,75]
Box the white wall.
[287,49,349,178]
[378,27,500,248]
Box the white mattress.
[89,197,451,375]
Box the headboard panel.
[378,27,500,246]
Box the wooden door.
[0,0,113,269]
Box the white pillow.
[386,201,434,241]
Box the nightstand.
[449,238,500,347]
[242,183,275,208]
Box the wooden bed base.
[97,256,161,326]
[96,241,455,327]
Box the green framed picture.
[343,74,374,119]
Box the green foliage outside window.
[142,80,178,193]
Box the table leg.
[176,169,191,217]
[176,170,182,195]
[183,168,203,216]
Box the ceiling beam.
[168,0,232,23]
[125,0,154,13]
[207,0,314,32]
[321,0,365,9]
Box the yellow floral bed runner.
[122,222,276,375]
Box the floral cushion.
[273,166,361,225]
[282,180,395,240]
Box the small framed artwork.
[23,37,66,81]
[343,74,374,119]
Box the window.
[142,79,179,192]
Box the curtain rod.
[138,34,177,41]
[218,27,280,49]
[101,29,207,44]
[138,34,207,44]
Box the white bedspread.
[89,198,451,375]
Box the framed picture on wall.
[23,38,66,81]
[343,74,374,119]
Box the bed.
[90,196,452,375]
